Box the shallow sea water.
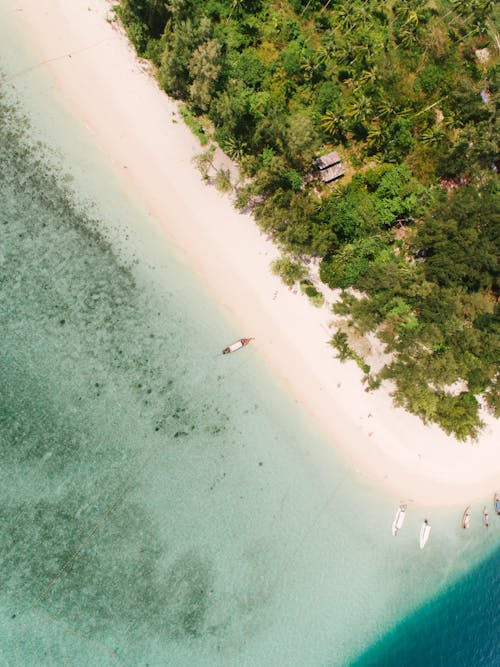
[0,10,499,667]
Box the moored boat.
[222,337,253,355]
[391,504,407,536]
[461,506,471,529]
[419,520,431,550]
[483,506,490,528]
[494,493,500,516]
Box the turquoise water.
[1,11,499,666]
[352,548,500,666]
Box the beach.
[5,0,499,507]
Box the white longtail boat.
[461,506,471,529]
[494,493,500,516]
[419,520,431,550]
[222,338,253,355]
[483,506,490,528]
[391,504,407,536]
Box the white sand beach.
[6,0,499,507]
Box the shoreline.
[5,0,500,507]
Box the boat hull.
[222,337,253,355]
[419,521,431,550]
[461,506,471,529]
[391,504,407,536]
[494,493,500,516]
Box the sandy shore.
[5,0,499,507]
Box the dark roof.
[315,151,341,170]
[319,162,345,183]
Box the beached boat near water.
[494,493,500,516]
[461,506,471,529]
[222,337,253,355]
[419,520,431,550]
[483,506,490,528]
[391,504,407,536]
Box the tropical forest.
[115,0,500,440]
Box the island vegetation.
[115,0,499,440]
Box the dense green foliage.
[116,0,499,439]
[271,256,306,285]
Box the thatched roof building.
[313,151,345,183]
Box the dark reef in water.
[0,76,261,661]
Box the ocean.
[0,8,498,666]
[353,549,500,666]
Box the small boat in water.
[494,493,500,516]
[391,504,407,536]
[483,506,490,528]
[419,520,431,550]
[461,506,471,529]
[222,337,253,355]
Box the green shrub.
[418,65,443,94]
[194,147,215,179]
[179,105,208,146]
[300,279,325,307]
[330,330,369,373]
[330,331,351,361]
[284,169,303,192]
[271,257,306,286]
[215,168,232,193]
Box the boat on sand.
[461,506,471,529]
[391,504,407,536]
[222,338,253,355]
[419,520,431,550]
[483,506,490,528]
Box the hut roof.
[315,151,341,170]
[319,162,345,183]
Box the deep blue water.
[352,543,500,666]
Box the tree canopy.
[116,0,500,439]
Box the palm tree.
[420,125,445,147]
[359,65,378,86]
[376,97,396,120]
[346,94,373,123]
[222,136,247,161]
[335,43,353,65]
[367,124,387,150]
[316,43,336,68]
[405,9,422,28]
[441,112,455,128]
[336,6,357,31]
[301,56,317,82]
[398,26,419,47]
[226,0,241,24]
[320,110,344,137]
